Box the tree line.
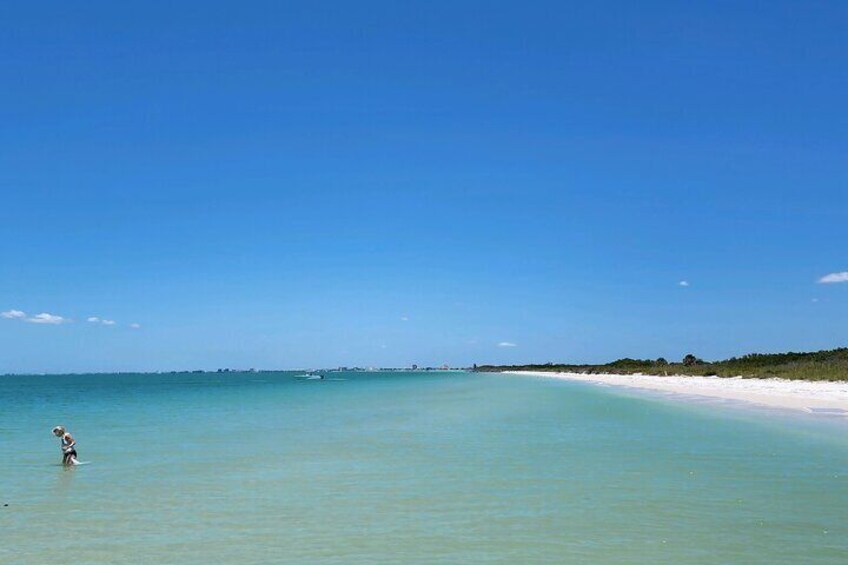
[474,347,848,381]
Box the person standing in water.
[52,426,78,465]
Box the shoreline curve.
[505,371,848,416]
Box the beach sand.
[506,371,848,416]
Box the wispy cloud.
[679,280,690,287]
[26,313,69,325]
[497,341,517,348]
[6,309,137,328]
[818,272,848,284]
[2,309,26,319]
[400,316,409,321]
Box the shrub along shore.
[475,347,848,382]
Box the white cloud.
[87,316,100,323]
[102,319,116,326]
[400,316,409,321]
[129,323,141,329]
[27,313,69,325]
[818,272,848,284]
[2,309,26,319]
[679,280,690,287]
[497,341,517,348]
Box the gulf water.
[2,371,846,563]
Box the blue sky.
[1,1,846,373]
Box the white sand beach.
[507,371,848,415]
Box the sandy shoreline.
[505,371,848,416]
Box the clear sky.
[1,1,846,373]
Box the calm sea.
[2,371,846,563]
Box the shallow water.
[2,371,847,563]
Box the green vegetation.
[475,347,848,381]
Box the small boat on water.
[294,372,325,380]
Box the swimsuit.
[61,435,77,462]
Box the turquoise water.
[2,371,847,563]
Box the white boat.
[294,372,324,380]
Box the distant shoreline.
[505,370,848,416]
[475,347,848,382]
[0,368,466,378]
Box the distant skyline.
[2,1,846,373]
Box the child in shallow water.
[52,426,78,465]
